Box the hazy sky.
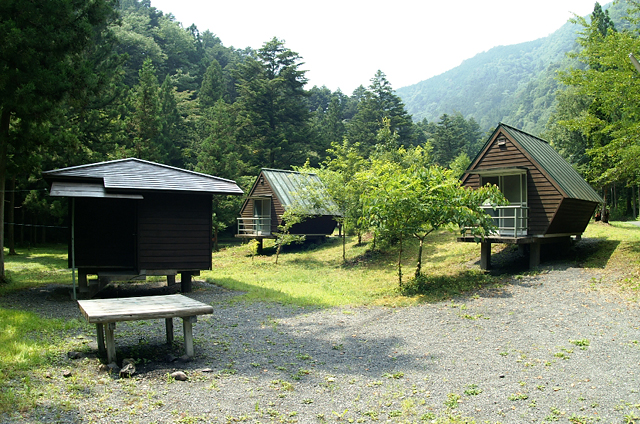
[149,0,599,94]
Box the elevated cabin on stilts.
[43,158,243,297]
[458,123,602,269]
[236,168,340,251]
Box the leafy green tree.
[126,58,163,161]
[359,147,504,287]
[0,0,120,278]
[158,74,184,167]
[234,38,311,170]
[319,140,368,260]
[347,71,416,156]
[199,59,225,108]
[548,1,640,215]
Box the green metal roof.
[261,169,340,216]
[488,123,603,204]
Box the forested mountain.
[396,1,627,135]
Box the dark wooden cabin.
[43,158,243,295]
[458,123,602,269]
[236,169,340,246]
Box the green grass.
[1,221,640,416]
[203,229,493,307]
[1,244,70,296]
[0,308,84,414]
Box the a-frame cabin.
[458,123,602,269]
[44,158,243,295]
[236,168,340,247]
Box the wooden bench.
[77,294,214,364]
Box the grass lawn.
[0,221,639,415]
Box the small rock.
[201,368,213,373]
[67,351,82,360]
[499,374,505,378]
[170,371,188,381]
[107,363,120,374]
[44,372,52,379]
[98,364,110,372]
[62,370,72,378]
[164,354,177,363]
[119,358,136,378]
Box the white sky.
[150,0,599,94]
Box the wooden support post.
[257,239,263,255]
[480,242,491,270]
[181,272,192,293]
[167,275,176,286]
[529,242,541,269]
[96,323,105,355]
[105,322,117,364]
[182,316,197,357]
[78,271,88,292]
[165,318,174,345]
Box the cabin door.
[253,198,271,235]
[482,173,528,236]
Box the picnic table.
[77,294,214,364]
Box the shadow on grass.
[401,270,499,301]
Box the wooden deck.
[77,294,213,364]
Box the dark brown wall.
[462,133,563,235]
[70,198,137,269]
[290,215,337,235]
[137,193,212,271]
[546,198,598,235]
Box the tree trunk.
[8,176,15,255]
[415,236,424,279]
[342,221,346,262]
[0,110,9,278]
[397,234,403,287]
[20,207,24,245]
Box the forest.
[2,0,640,277]
[0,0,485,252]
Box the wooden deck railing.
[237,217,271,236]
[481,205,529,237]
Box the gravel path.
[2,266,640,423]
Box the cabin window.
[253,198,271,235]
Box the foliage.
[547,1,640,217]
[359,146,505,286]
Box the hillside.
[396,1,625,135]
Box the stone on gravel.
[62,370,72,378]
[67,351,82,359]
[170,371,188,381]
[119,358,136,378]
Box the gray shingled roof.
[43,158,243,195]
[487,123,603,203]
[261,169,340,216]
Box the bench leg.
[105,322,117,364]
[96,323,106,356]
[182,316,197,357]
[165,318,174,345]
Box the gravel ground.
[1,265,640,423]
